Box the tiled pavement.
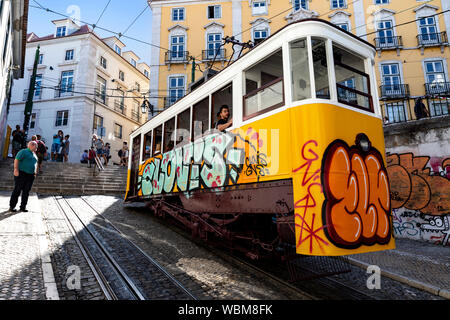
[0,191,58,300]
[347,238,450,299]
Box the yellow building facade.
[148,0,450,122]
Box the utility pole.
[191,57,196,84]
[23,45,40,143]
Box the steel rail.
[80,196,198,300]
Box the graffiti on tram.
[136,128,273,196]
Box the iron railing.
[374,36,403,50]
[202,49,226,61]
[425,82,450,96]
[114,100,127,115]
[417,31,448,47]
[164,50,189,64]
[379,84,410,100]
[131,111,140,122]
[95,89,108,105]
[54,85,74,98]
[23,89,42,101]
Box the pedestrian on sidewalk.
[11,125,25,158]
[9,141,38,213]
[88,146,96,168]
[80,150,89,164]
[35,135,46,174]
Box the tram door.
[129,135,141,197]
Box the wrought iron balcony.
[131,111,140,122]
[23,89,42,101]
[374,36,403,50]
[54,85,74,98]
[417,31,448,47]
[114,100,127,115]
[95,89,108,105]
[379,84,410,100]
[202,49,226,61]
[425,82,450,96]
[164,50,189,64]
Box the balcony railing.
[202,49,226,61]
[131,111,140,122]
[380,84,410,100]
[382,98,450,125]
[417,31,448,47]
[374,36,403,50]
[114,100,127,115]
[425,82,450,96]
[164,50,189,64]
[23,89,42,101]
[54,85,74,98]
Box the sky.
[28,0,153,64]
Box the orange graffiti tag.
[387,153,450,215]
[322,136,392,248]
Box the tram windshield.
[290,38,311,102]
[312,37,330,99]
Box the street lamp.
[141,99,154,115]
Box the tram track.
[52,196,197,300]
[121,203,377,300]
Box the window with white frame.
[93,115,103,130]
[429,99,449,117]
[55,110,69,127]
[119,70,125,82]
[425,60,446,84]
[172,8,185,21]
[130,58,137,67]
[114,44,122,55]
[293,0,308,11]
[336,23,349,31]
[169,76,185,105]
[206,33,222,58]
[253,28,269,44]
[65,49,74,61]
[56,26,66,37]
[60,70,74,93]
[331,0,346,9]
[208,5,221,19]
[385,102,407,123]
[252,1,267,15]
[114,123,123,139]
[171,35,185,59]
[419,16,439,44]
[38,54,43,64]
[377,20,395,47]
[381,63,401,94]
[375,0,389,4]
[30,113,37,129]
[144,70,149,78]
[100,56,107,69]
[34,74,42,98]
[96,76,107,104]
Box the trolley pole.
[23,45,40,143]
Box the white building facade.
[7,19,150,163]
[0,0,29,157]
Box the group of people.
[80,134,128,167]
[51,130,70,162]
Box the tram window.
[193,97,209,139]
[312,38,330,99]
[333,44,372,111]
[163,117,176,152]
[290,38,311,101]
[177,108,191,146]
[143,131,152,160]
[212,83,233,130]
[153,125,162,156]
[243,48,284,120]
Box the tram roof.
[135,18,375,136]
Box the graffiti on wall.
[136,129,271,196]
[387,153,450,246]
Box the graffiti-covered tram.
[125,19,395,258]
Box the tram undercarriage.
[143,180,296,261]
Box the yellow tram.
[125,19,395,257]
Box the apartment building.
[6,18,150,163]
[148,0,450,123]
[0,0,29,157]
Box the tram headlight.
[355,133,371,152]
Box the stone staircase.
[0,159,128,195]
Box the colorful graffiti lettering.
[387,153,450,216]
[322,135,392,249]
[137,131,275,196]
[294,140,329,254]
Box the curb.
[346,257,450,300]
[33,193,60,300]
